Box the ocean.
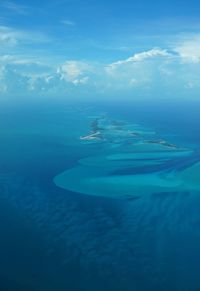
[0,97,200,291]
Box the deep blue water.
[1,97,200,291]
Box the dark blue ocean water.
[1,97,200,291]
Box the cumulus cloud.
[108,48,171,69]
[1,43,200,97]
[101,45,200,94]
[173,35,200,63]
[103,48,173,91]
[0,57,94,95]
[57,61,91,85]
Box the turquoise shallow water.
[1,98,200,290]
[54,111,200,198]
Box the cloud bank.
[1,35,200,98]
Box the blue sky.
[0,0,200,98]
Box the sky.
[0,0,200,98]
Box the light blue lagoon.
[54,112,200,198]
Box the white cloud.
[0,66,7,92]
[73,76,90,86]
[2,60,93,94]
[61,20,75,26]
[57,61,91,85]
[0,25,51,48]
[104,49,172,90]
[2,1,28,15]
[0,26,19,46]
[108,48,171,69]
[0,43,200,96]
[173,35,200,63]
[0,54,44,66]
